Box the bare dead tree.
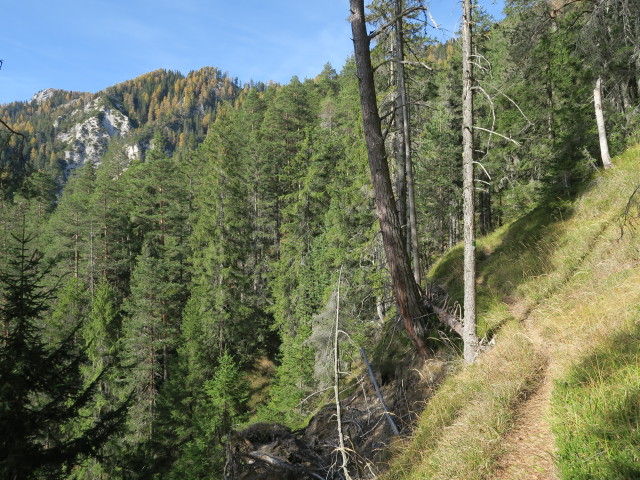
[461,0,479,363]
[594,76,613,168]
[332,267,353,480]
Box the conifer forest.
[1,1,640,479]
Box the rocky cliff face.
[32,88,56,105]
[54,96,135,171]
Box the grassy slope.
[384,145,640,479]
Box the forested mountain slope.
[0,67,240,189]
[1,0,639,478]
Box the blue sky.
[0,1,504,104]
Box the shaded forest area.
[1,0,639,478]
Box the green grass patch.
[428,204,566,337]
[552,324,640,480]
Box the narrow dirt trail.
[493,307,560,480]
[493,366,558,479]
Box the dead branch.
[432,305,464,337]
[424,283,464,336]
[473,161,492,181]
[485,83,534,127]
[404,41,434,72]
[238,452,326,480]
[295,386,334,409]
[425,7,440,29]
[368,5,426,41]
[0,118,26,153]
[360,347,400,436]
[619,184,640,239]
[473,126,522,146]
[473,85,498,147]
[549,0,591,18]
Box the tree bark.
[462,0,479,363]
[594,76,613,169]
[349,0,433,358]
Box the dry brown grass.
[384,321,544,480]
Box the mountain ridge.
[1,66,242,183]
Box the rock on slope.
[54,96,136,170]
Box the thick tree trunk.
[350,0,433,358]
[594,76,613,169]
[462,0,478,363]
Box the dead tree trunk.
[395,72,408,236]
[350,0,433,358]
[594,76,613,169]
[333,268,352,480]
[462,0,479,363]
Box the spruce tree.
[0,223,125,479]
[122,240,183,444]
[90,143,135,298]
[169,351,248,479]
[44,164,96,283]
[188,105,268,364]
[257,78,317,260]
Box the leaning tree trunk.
[349,0,433,358]
[594,76,613,169]
[462,0,479,363]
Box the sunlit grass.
[552,324,640,480]
[384,144,640,479]
[385,321,544,480]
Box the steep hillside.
[384,145,640,479]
